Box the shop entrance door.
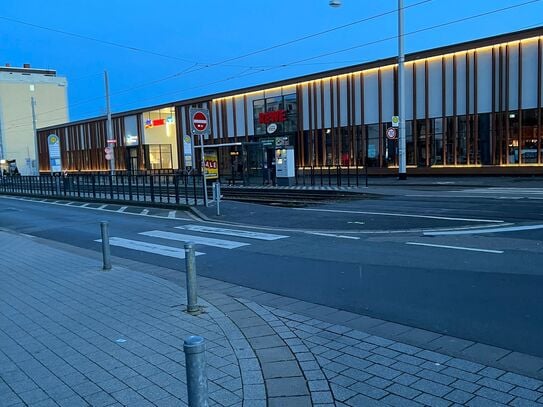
[126,147,139,173]
[242,142,264,185]
[264,148,276,185]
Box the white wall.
[0,73,68,175]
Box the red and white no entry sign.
[192,111,208,132]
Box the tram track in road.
[220,186,374,206]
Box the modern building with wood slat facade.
[37,26,543,175]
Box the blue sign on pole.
[47,134,62,173]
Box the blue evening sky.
[1,0,542,122]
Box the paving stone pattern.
[244,301,543,406]
[2,229,543,406]
[0,231,246,407]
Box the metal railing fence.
[0,173,206,206]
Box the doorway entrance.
[126,147,139,173]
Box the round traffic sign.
[105,154,113,160]
[192,111,208,132]
[386,127,397,140]
[104,147,112,154]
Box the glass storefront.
[294,108,542,169]
[141,107,177,170]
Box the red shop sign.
[259,110,287,124]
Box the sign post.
[189,108,211,206]
[183,135,194,170]
[47,134,62,174]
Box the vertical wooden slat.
[491,47,496,165]
[378,69,383,167]
[346,74,352,166]
[330,78,335,165]
[224,99,229,142]
[393,66,399,166]
[320,80,325,166]
[413,62,418,165]
[313,82,319,165]
[538,38,542,164]
[308,82,313,166]
[425,60,430,167]
[360,72,366,165]
[296,85,303,166]
[499,46,504,165]
[442,56,447,166]
[336,76,341,166]
[350,73,356,166]
[506,44,510,164]
[243,94,249,142]
[453,55,458,165]
[232,97,238,142]
[466,52,471,165]
[518,42,523,165]
[474,51,479,165]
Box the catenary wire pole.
[398,0,407,180]
[105,71,115,175]
[31,96,39,175]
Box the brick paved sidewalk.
[1,230,543,406]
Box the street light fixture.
[329,1,406,179]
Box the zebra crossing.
[95,224,289,259]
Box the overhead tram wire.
[1,63,201,130]
[0,0,431,74]
[5,0,541,127]
[111,0,543,112]
[239,0,543,72]
[4,0,539,127]
[0,1,433,130]
[0,16,200,66]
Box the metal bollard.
[215,182,221,216]
[184,336,208,407]
[100,221,111,271]
[184,243,199,314]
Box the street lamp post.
[398,0,407,180]
[331,1,407,179]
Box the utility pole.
[398,0,407,180]
[104,71,115,175]
[31,96,39,175]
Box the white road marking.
[424,224,543,236]
[168,211,176,218]
[0,196,192,220]
[456,187,543,194]
[307,232,360,240]
[117,206,128,212]
[406,242,503,254]
[95,237,204,259]
[406,194,498,199]
[175,225,289,240]
[140,230,249,249]
[295,208,504,223]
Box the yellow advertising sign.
[204,150,218,180]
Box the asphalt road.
[1,189,542,359]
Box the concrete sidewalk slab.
[1,230,543,406]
